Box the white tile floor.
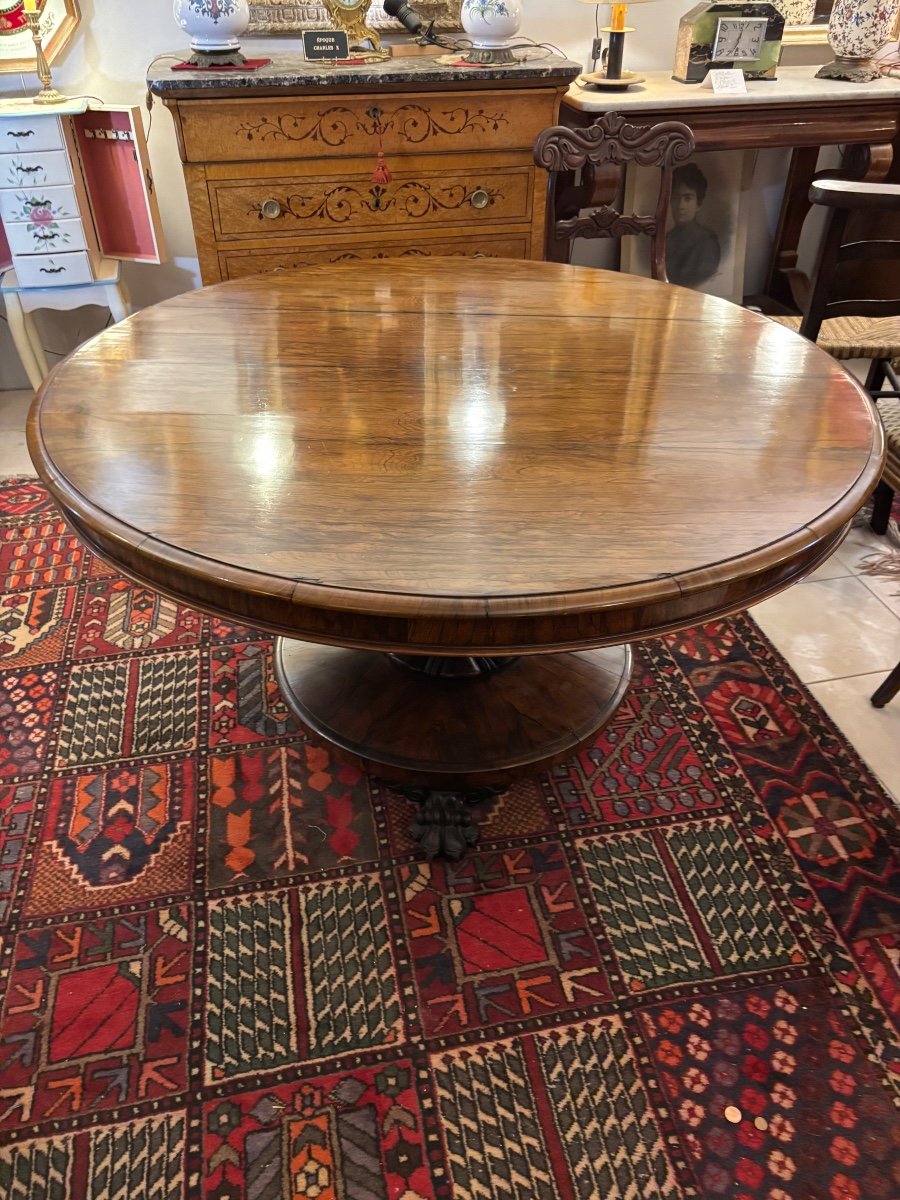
[3,386,899,802]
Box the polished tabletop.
[28,259,884,654]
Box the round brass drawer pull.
[470,189,491,210]
[261,199,283,220]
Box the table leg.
[274,641,632,858]
[3,292,45,390]
[22,310,50,378]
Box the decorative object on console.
[782,2,900,47]
[246,0,460,33]
[321,0,388,56]
[575,0,654,88]
[21,0,67,105]
[172,0,251,66]
[459,0,523,63]
[673,2,785,83]
[777,0,815,22]
[0,0,80,75]
[816,0,900,82]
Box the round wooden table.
[28,260,885,856]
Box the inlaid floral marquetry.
[235,103,510,148]
[246,180,505,224]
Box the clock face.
[712,17,769,61]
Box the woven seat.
[767,314,900,361]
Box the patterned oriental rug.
[1,478,899,1200]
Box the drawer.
[13,251,94,288]
[0,115,64,154]
[5,216,87,256]
[178,90,557,163]
[210,166,533,239]
[0,184,79,225]
[2,149,71,189]
[220,233,532,279]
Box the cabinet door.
[70,107,166,264]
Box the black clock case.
[674,2,785,85]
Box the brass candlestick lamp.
[23,0,69,106]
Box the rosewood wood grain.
[27,259,885,845]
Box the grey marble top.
[148,51,581,96]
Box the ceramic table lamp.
[816,0,900,81]
[173,0,250,66]
[460,0,525,62]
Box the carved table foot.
[397,786,502,860]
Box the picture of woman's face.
[672,185,700,225]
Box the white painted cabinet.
[0,102,165,284]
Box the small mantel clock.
[673,2,785,84]
[321,0,385,55]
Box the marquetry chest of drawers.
[148,55,580,285]
[0,102,164,287]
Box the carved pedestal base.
[815,58,881,83]
[274,640,633,857]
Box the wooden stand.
[275,641,632,858]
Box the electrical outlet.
[591,37,603,63]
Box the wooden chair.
[871,660,900,708]
[870,391,900,535]
[533,112,695,281]
[765,178,900,534]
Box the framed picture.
[0,0,80,73]
[247,1,461,34]
[622,150,756,305]
[783,1,900,45]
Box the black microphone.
[383,0,424,36]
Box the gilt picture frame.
[621,150,756,305]
[783,1,900,45]
[247,1,462,34]
[0,0,80,74]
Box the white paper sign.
[705,69,748,95]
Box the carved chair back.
[533,112,695,282]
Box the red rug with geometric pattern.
[1,478,898,1200]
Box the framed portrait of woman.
[783,0,900,44]
[0,0,80,74]
[622,150,756,304]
